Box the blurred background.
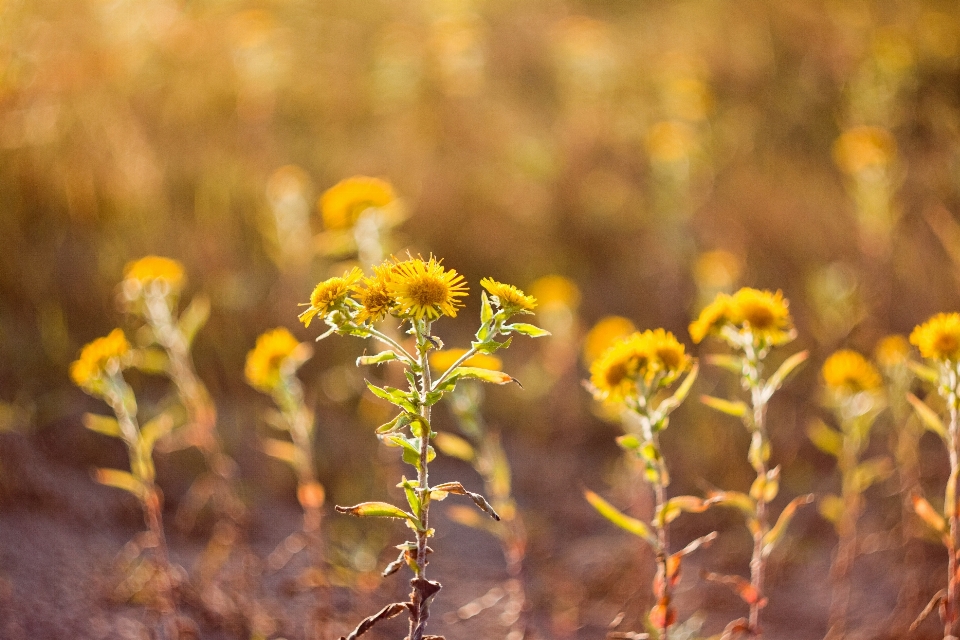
[1,0,960,638]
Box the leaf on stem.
[356,351,400,366]
[339,602,411,640]
[705,354,744,374]
[761,494,814,557]
[584,489,658,547]
[452,367,516,385]
[94,468,146,499]
[907,393,948,442]
[335,501,417,525]
[906,360,939,385]
[656,363,699,416]
[431,481,500,520]
[818,494,843,528]
[503,323,551,338]
[851,457,892,493]
[672,531,718,560]
[807,420,842,457]
[703,572,767,607]
[83,413,122,438]
[762,350,808,401]
[911,493,946,534]
[365,381,417,413]
[700,395,748,418]
[133,348,170,375]
[179,294,210,348]
[657,495,710,526]
[705,490,756,516]
[139,413,174,455]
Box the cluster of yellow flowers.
[298,255,536,329]
[244,327,311,393]
[688,287,794,347]
[122,256,186,292]
[68,328,131,391]
[319,176,396,231]
[910,312,960,362]
[588,329,690,403]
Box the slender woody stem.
[947,394,959,640]
[410,320,435,640]
[746,350,768,638]
[652,434,671,640]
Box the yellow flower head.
[583,315,636,364]
[690,288,793,347]
[245,328,310,392]
[589,329,690,402]
[480,278,537,314]
[874,334,911,370]
[822,349,883,395]
[354,263,395,325]
[319,176,396,230]
[387,256,468,321]
[911,312,960,362]
[299,267,364,328]
[529,275,581,309]
[69,329,131,391]
[429,348,502,373]
[123,256,185,292]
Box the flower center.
[409,277,449,307]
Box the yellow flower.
[319,176,396,230]
[583,316,636,364]
[589,329,690,402]
[123,256,185,291]
[299,267,364,328]
[822,350,883,395]
[245,328,309,392]
[833,126,896,175]
[480,277,537,313]
[387,256,468,321]
[911,313,960,362]
[732,288,794,346]
[529,275,581,309]
[429,348,502,373]
[69,329,131,391]
[874,334,911,370]
[354,263,395,325]
[689,293,735,344]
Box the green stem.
[410,320,435,640]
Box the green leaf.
[761,494,814,557]
[807,420,842,457]
[818,494,843,528]
[762,350,808,400]
[83,413,122,438]
[178,294,210,348]
[335,501,417,525]
[433,432,476,462]
[706,354,744,374]
[504,323,551,338]
[376,413,409,435]
[480,291,493,325]
[907,360,939,384]
[398,477,421,514]
[453,367,515,385]
[365,381,417,412]
[94,468,145,499]
[139,413,174,455]
[357,351,400,366]
[657,495,709,526]
[700,395,748,418]
[471,337,512,355]
[907,393,948,442]
[655,363,699,416]
[705,490,756,516]
[851,457,892,493]
[584,489,658,547]
[616,434,642,451]
[134,348,170,375]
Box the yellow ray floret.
[299,267,364,327]
[822,350,882,395]
[911,312,960,362]
[123,256,185,290]
[354,263,395,325]
[480,277,537,313]
[387,256,468,321]
[319,176,396,230]
[245,328,307,392]
[429,348,502,373]
[70,329,131,390]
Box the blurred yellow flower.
[646,120,697,164]
[583,315,635,364]
[299,267,364,328]
[911,313,960,362]
[387,256,468,321]
[480,278,537,313]
[245,328,309,392]
[69,329,130,390]
[429,348,502,373]
[589,329,690,402]
[319,176,396,231]
[874,334,911,370]
[694,250,742,292]
[529,275,581,309]
[123,256,185,291]
[822,350,882,395]
[690,288,793,347]
[833,126,896,175]
[354,263,395,325]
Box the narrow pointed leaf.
[907,360,939,384]
[335,501,416,523]
[851,457,892,493]
[365,381,417,412]
[761,494,814,556]
[340,602,410,640]
[703,573,766,607]
[179,294,210,348]
[431,481,500,520]
[807,420,842,457]
[453,367,515,385]
[504,323,551,338]
[705,353,744,374]
[907,393,948,441]
[763,350,809,398]
[357,351,400,366]
[94,468,146,498]
[700,395,748,418]
[584,489,658,547]
[262,438,299,466]
[83,413,122,438]
[140,413,174,454]
[134,348,170,375]
[705,490,756,516]
[912,494,946,534]
[656,363,699,415]
[657,495,709,526]
[673,531,717,558]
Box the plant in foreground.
[809,349,889,640]
[245,328,325,582]
[70,329,182,640]
[298,256,548,640]
[906,312,960,639]
[691,287,812,638]
[430,349,528,638]
[584,328,711,640]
